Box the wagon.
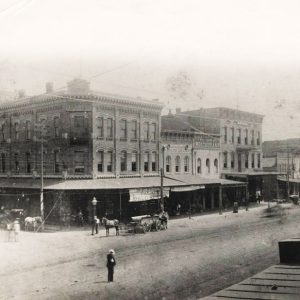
[130,214,166,233]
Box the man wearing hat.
[106,249,116,282]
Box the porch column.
[276,178,279,199]
[211,189,215,210]
[219,186,223,215]
[293,182,296,195]
[245,177,249,211]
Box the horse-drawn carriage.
[129,213,168,234]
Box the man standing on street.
[92,216,99,235]
[106,249,116,282]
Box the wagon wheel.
[142,223,147,233]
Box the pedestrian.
[92,216,99,235]
[106,249,116,282]
[6,221,13,242]
[13,218,20,242]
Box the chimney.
[46,82,54,93]
[176,107,181,114]
[67,78,90,94]
[18,90,26,99]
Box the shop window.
[176,156,181,173]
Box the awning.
[129,187,170,202]
[171,185,205,192]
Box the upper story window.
[176,156,181,173]
[231,152,235,168]
[257,131,261,145]
[206,158,210,174]
[251,130,254,145]
[251,153,255,168]
[244,129,248,145]
[257,153,261,168]
[132,152,138,172]
[14,123,19,140]
[197,158,201,174]
[237,128,241,144]
[14,153,19,173]
[151,152,157,172]
[53,117,59,138]
[74,116,84,128]
[214,159,218,173]
[223,152,228,168]
[1,153,5,173]
[106,151,113,172]
[245,153,249,168]
[144,122,150,141]
[26,152,31,174]
[74,150,85,173]
[54,150,60,173]
[1,124,5,142]
[131,120,137,140]
[150,123,156,141]
[166,156,171,173]
[144,152,149,172]
[120,120,127,140]
[184,156,189,173]
[223,126,227,143]
[231,127,234,143]
[120,151,127,171]
[107,118,113,138]
[98,117,104,137]
[97,151,104,172]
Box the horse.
[25,216,42,231]
[101,217,119,236]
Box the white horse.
[25,217,42,231]
[102,217,119,236]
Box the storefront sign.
[171,185,205,192]
[129,188,170,202]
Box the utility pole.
[287,147,290,202]
[40,136,44,230]
[160,167,164,212]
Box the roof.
[203,264,300,300]
[222,171,283,177]
[166,175,246,186]
[44,176,187,190]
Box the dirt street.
[1,204,300,300]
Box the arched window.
[97,117,104,137]
[144,152,149,172]
[166,156,171,173]
[206,158,210,174]
[184,156,189,172]
[214,159,218,173]
[197,158,201,174]
[120,151,127,171]
[175,156,180,173]
[131,152,138,172]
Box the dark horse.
[102,217,119,236]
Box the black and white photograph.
[1,1,300,299]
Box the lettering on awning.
[129,188,170,202]
[171,185,205,192]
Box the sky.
[0,0,300,140]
